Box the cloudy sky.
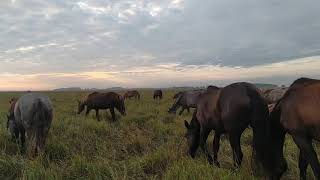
[1,0,320,90]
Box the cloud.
[0,0,319,90]
[4,43,58,53]
[1,56,319,90]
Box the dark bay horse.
[184,82,270,172]
[268,78,320,180]
[153,90,163,100]
[77,92,126,121]
[169,90,204,115]
[124,90,140,100]
[7,93,53,156]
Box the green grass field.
[0,90,318,179]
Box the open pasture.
[0,90,318,179]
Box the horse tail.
[31,99,52,152]
[32,99,50,125]
[248,88,271,173]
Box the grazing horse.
[268,78,320,180]
[123,90,140,100]
[262,88,288,104]
[153,90,163,100]
[77,92,126,121]
[173,92,183,99]
[168,90,204,115]
[7,93,53,156]
[184,82,270,172]
[207,85,220,92]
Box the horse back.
[196,90,221,128]
[280,82,320,135]
[14,93,53,129]
[86,92,121,108]
[218,83,268,131]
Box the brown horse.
[123,90,140,100]
[153,90,163,100]
[268,77,320,180]
[77,92,126,121]
[184,83,270,171]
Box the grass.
[0,90,319,179]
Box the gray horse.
[7,93,53,156]
[168,90,204,115]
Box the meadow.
[0,90,318,180]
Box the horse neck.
[170,97,182,111]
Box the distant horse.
[184,82,270,172]
[7,93,53,156]
[262,88,288,104]
[124,90,140,100]
[168,90,204,115]
[153,90,163,100]
[77,92,126,121]
[268,77,320,180]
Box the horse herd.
[4,78,320,180]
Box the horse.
[6,93,53,156]
[7,98,19,141]
[77,92,126,121]
[268,77,320,180]
[184,82,271,172]
[207,85,220,92]
[168,90,204,115]
[173,92,183,99]
[262,88,288,104]
[153,90,163,100]
[123,90,140,100]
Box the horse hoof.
[214,161,220,168]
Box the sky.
[1,0,320,90]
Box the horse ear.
[184,120,190,129]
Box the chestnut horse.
[184,83,270,172]
[268,78,320,180]
[123,90,140,100]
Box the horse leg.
[292,134,320,180]
[85,108,91,116]
[229,133,243,168]
[110,108,116,121]
[213,132,221,167]
[95,109,100,121]
[299,150,308,180]
[200,128,213,165]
